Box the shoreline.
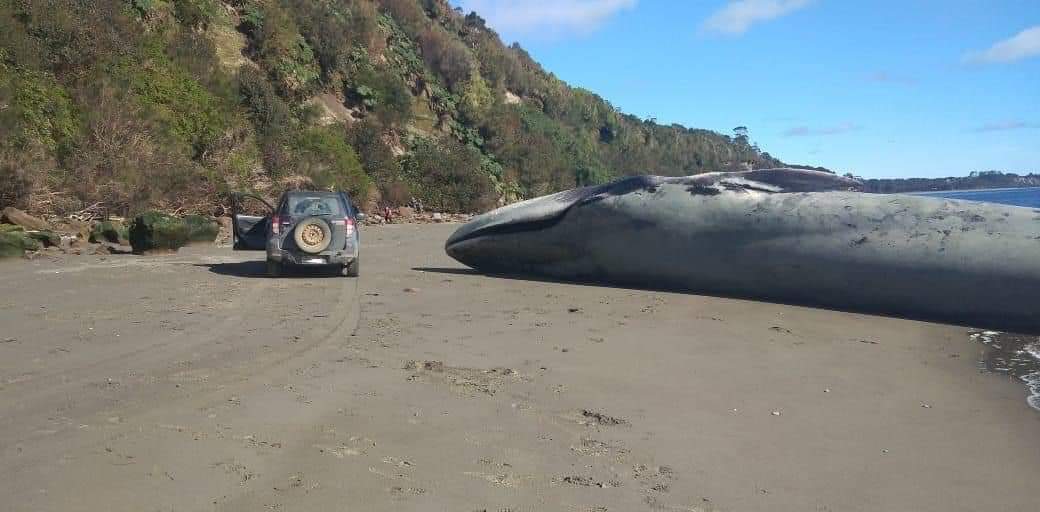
[972,330,1040,411]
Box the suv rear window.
[285,195,345,217]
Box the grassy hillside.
[0,0,782,215]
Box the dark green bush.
[237,66,291,137]
[292,126,371,199]
[287,0,378,80]
[0,156,34,210]
[0,231,39,258]
[400,136,493,212]
[173,0,219,30]
[90,221,129,244]
[348,67,412,127]
[25,230,60,247]
[348,119,401,185]
[129,211,189,253]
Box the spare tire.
[293,217,332,254]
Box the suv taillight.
[271,215,281,235]
[345,216,355,237]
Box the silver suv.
[232,191,365,277]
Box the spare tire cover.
[293,217,332,254]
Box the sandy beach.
[1,222,1038,511]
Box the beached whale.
[445,169,1040,332]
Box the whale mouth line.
[446,211,569,248]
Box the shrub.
[348,119,401,184]
[291,126,371,199]
[377,0,427,36]
[237,65,291,137]
[25,230,60,247]
[400,136,493,212]
[173,0,220,30]
[0,67,77,152]
[0,156,35,210]
[65,83,198,215]
[129,211,190,253]
[110,40,231,158]
[347,67,412,127]
[0,231,38,258]
[250,4,320,96]
[183,214,219,242]
[2,0,138,75]
[287,0,378,80]
[417,28,473,90]
[90,220,129,244]
[459,69,493,123]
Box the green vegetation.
[129,211,190,253]
[90,220,130,244]
[0,231,41,258]
[0,0,783,216]
[860,171,1040,193]
[183,214,220,242]
[25,229,61,247]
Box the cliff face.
[0,0,781,215]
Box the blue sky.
[453,1,1039,178]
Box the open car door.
[231,193,274,250]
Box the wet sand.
[1,223,1038,511]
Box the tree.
[733,126,749,147]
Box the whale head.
[444,182,608,273]
[445,169,860,274]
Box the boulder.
[0,231,40,259]
[183,215,220,243]
[0,233,25,258]
[52,219,92,241]
[100,241,132,254]
[397,207,416,220]
[1,207,52,231]
[129,211,189,254]
[25,230,61,247]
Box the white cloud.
[965,25,1040,64]
[701,0,813,36]
[456,0,637,36]
[783,122,860,137]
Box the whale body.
[445,169,1040,332]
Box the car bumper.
[268,247,356,265]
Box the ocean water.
[911,186,1040,208]
[916,188,1040,411]
[971,332,1040,412]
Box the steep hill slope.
[0,0,782,215]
